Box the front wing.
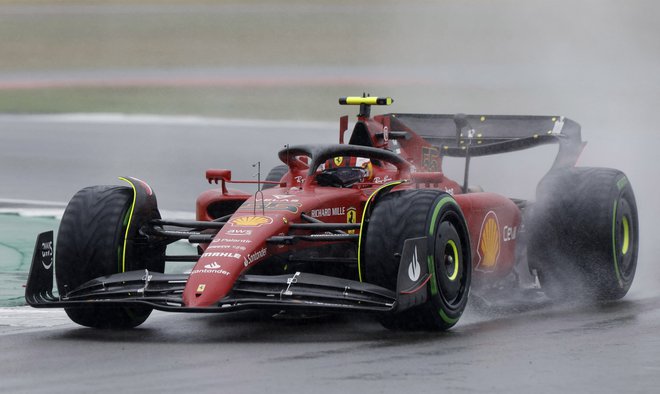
[26,232,430,314]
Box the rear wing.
[387,114,584,169]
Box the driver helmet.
[323,156,374,181]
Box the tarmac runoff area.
[1,114,660,393]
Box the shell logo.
[476,211,500,271]
[229,216,273,227]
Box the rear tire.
[528,167,638,301]
[262,165,288,190]
[363,190,471,330]
[56,185,163,328]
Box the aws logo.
[476,211,500,272]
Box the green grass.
[0,86,373,120]
[0,0,412,117]
[0,1,394,72]
[0,214,57,306]
[0,213,197,307]
[0,84,472,121]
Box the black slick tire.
[363,189,471,331]
[528,167,638,301]
[56,185,158,328]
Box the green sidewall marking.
[616,176,628,191]
[357,181,404,283]
[612,198,622,286]
[118,177,137,274]
[117,209,131,273]
[446,239,459,281]
[428,255,438,296]
[439,309,458,324]
[429,196,455,237]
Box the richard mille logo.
[408,246,421,282]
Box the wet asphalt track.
[1,116,660,393]
[0,114,336,210]
[1,296,659,394]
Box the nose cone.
[182,214,286,307]
[183,251,246,307]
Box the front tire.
[56,185,162,328]
[363,190,471,330]
[528,167,638,301]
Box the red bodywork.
[186,113,522,307]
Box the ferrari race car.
[26,96,639,331]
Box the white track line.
[0,198,66,207]
[0,307,73,335]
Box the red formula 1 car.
[26,96,639,330]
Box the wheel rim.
[434,214,468,306]
[621,215,630,256]
[445,240,459,281]
[614,196,636,282]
